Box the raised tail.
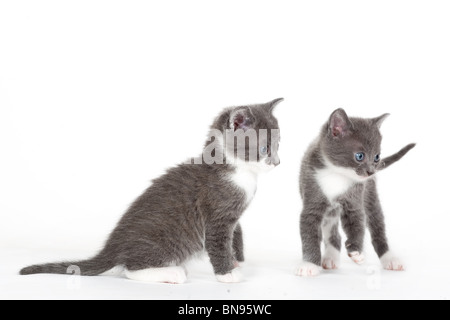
[20,255,114,276]
[380,143,416,171]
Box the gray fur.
[299,108,415,267]
[20,98,283,278]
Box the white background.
[1,0,449,300]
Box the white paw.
[125,266,187,284]
[322,247,341,270]
[348,251,365,265]
[99,265,125,277]
[216,268,243,283]
[380,251,405,271]
[295,262,321,277]
[163,268,188,284]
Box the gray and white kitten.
[20,98,283,284]
[296,108,415,277]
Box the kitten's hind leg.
[321,216,341,270]
[340,199,366,265]
[99,265,125,277]
[124,266,187,284]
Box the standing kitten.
[20,98,283,284]
[296,108,415,277]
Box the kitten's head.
[209,98,283,172]
[321,108,390,180]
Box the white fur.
[229,161,258,203]
[321,217,341,269]
[380,251,405,271]
[315,155,366,202]
[216,268,243,283]
[124,266,187,284]
[322,246,341,270]
[348,251,365,265]
[99,265,125,277]
[296,262,321,277]
[227,152,273,204]
[322,216,339,241]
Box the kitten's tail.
[380,143,416,171]
[20,255,114,276]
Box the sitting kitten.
[20,98,284,284]
[296,108,415,277]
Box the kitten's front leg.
[232,223,245,267]
[322,216,342,270]
[205,223,242,283]
[340,200,366,265]
[365,180,405,271]
[296,204,325,277]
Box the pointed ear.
[372,113,390,128]
[329,108,353,138]
[265,98,284,113]
[229,108,254,131]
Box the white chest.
[229,166,258,204]
[315,168,355,202]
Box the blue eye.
[355,152,365,162]
[374,154,381,163]
[260,146,268,155]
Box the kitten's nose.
[270,155,280,167]
[366,170,375,176]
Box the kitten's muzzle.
[268,155,280,167]
[356,166,375,178]
[366,170,375,177]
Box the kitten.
[296,108,415,277]
[20,98,284,284]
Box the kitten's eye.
[374,154,381,163]
[355,152,365,162]
[260,146,268,155]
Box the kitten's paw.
[99,265,125,277]
[163,267,188,284]
[348,251,365,265]
[380,252,405,271]
[295,262,321,277]
[125,266,187,284]
[216,269,243,283]
[322,247,341,270]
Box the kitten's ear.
[230,108,255,131]
[372,113,390,128]
[264,98,284,113]
[329,108,353,138]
